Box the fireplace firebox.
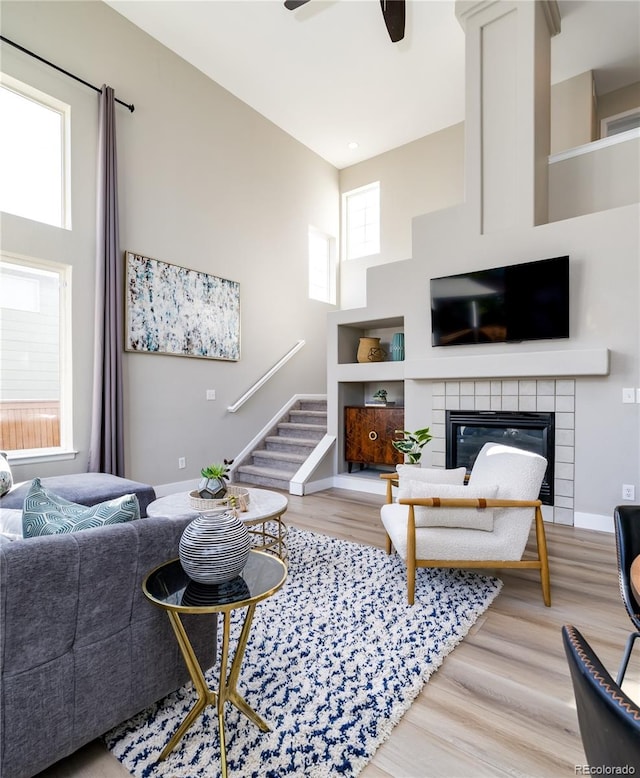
[445,410,555,505]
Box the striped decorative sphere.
[179,509,252,584]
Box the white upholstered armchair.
[380,443,550,606]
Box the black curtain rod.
[0,35,135,112]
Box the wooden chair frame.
[380,473,551,607]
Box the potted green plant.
[373,389,388,404]
[392,428,432,464]
[198,459,233,499]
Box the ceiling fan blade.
[380,0,405,43]
[284,0,311,9]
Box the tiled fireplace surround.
[430,379,576,526]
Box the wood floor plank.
[34,486,639,778]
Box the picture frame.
[125,251,240,361]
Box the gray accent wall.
[1,1,338,486]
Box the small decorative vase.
[357,337,386,363]
[179,509,251,584]
[390,332,405,361]
[198,476,227,500]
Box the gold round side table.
[143,550,287,777]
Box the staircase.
[235,398,327,491]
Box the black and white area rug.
[105,526,502,777]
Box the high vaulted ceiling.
[106,0,640,168]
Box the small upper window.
[601,107,640,138]
[0,74,70,229]
[308,227,336,304]
[342,182,380,260]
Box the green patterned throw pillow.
[23,478,140,538]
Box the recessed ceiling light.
[347,141,359,150]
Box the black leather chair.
[614,505,640,684]
[562,625,640,770]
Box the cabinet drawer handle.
[368,430,378,441]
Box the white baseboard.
[154,478,198,497]
[290,477,335,496]
[331,474,388,496]
[573,511,613,533]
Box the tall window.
[0,74,71,228]
[342,182,380,260]
[308,227,336,304]
[0,254,72,455]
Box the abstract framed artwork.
[125,252,240,361]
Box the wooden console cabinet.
[344,406,404,471]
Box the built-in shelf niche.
[337,316,405,365]
[339,380,405,409]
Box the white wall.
[338,124,465,309]
[329,0,640,528]
[336,77,636,310]
[549,132,640,221]
[337,120,639,314]
[328,201,640,523]
[551,71,595,154]
[407,203,640,522]
[1,0,339,486]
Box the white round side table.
[147,487,288,559]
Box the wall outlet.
[622,484,635,501]
[206,389,216,401]
[178,457,186,470]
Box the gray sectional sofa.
[0,472,158,517]
[0,513,218,778]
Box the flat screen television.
[430,255,569,347]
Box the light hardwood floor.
[35,487,639,778]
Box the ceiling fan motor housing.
[284,0,406,43]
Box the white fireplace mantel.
[404,348,609,380]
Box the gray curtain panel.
[89,85,125,476]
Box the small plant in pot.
[392,428,432,464]
[198,459,233,500]
[373,389,388,403]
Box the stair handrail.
[227,340,306,413]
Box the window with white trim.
[0,74,71,228]
[0,254,72,455]
[308,227,336,304]
[342,181,380,260]
[601,107,640,138]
